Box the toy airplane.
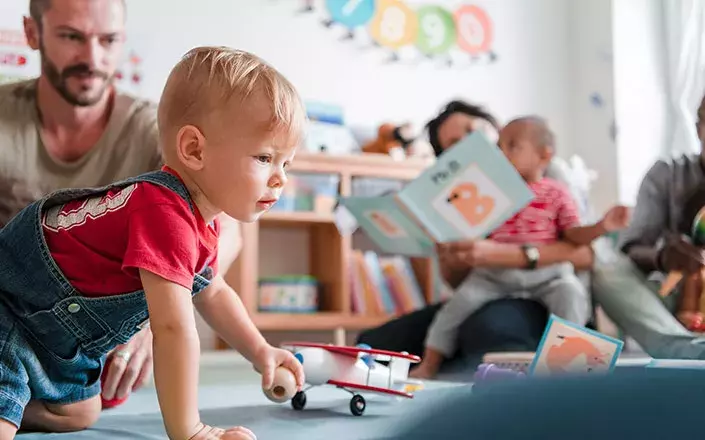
[280,342,423,416]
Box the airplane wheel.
[291,391,307,411]
[350,394,365,416]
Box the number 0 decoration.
[299,0,497,67]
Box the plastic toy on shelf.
[276,342,423,416]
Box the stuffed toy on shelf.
[361,123,434,160]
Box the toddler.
[0,46,306,440]
[411,116,631,379]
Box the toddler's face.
[498,122,549,180]
[197,100,298,223]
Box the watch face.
[527,247,540,261]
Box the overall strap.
[38,170,196,215]
[113,170,196,214]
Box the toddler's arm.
[562,205,631,246]
[140,269,203,440]
[193,275,305,391]
[193,274,268,362]
[562,223,609,246]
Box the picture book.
[339,131,535,256]
[528,315,624,376]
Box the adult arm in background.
[439,239,594,288]
[618,161,671,273]
[619,161,705,275]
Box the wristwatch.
[522,244,540,270]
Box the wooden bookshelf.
[217,152,435,348]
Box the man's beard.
[40,43,113,107]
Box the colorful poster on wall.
[296,0,497,67]
[0,29,39,85]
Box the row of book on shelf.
[349,250,427,315]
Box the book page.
[339,194,435,257]
[396,132,534,243]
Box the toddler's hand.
[601,205,631,232]
[189,424,256,440]
[253,344,306,392]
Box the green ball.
[415,6,456,55]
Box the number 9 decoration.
[415,5,455,56]
[368,0,418,49]
[454,4,493,56]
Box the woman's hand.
[102,326,154,402]
[436,242,469,271]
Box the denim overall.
[0,170,213,428]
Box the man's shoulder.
[0,79,36,122]
[108,89,161,167]
[647,153,701,177]
[114,89,158,126]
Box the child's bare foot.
[189,423,256,440]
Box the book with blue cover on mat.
[339,132,535,256]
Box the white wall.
[612,0,668,206]
[566,0,619,214]
[120,0,573,150]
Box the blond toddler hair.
[157,46,306,157]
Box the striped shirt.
[489,178,581,245]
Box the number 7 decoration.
[322,0,376,40]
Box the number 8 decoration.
[368,0,418,49]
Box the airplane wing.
[326,379,414,398]
[282,341,421,363]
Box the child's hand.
[253,344,305,392]
[189,424,256,440]
[601,205,631,232]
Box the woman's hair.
[426,100,500,157]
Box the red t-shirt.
[42,167,219,297]
[489,178,580,245]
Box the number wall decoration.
[297,0,497,67]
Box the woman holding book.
[357,100,594,374]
